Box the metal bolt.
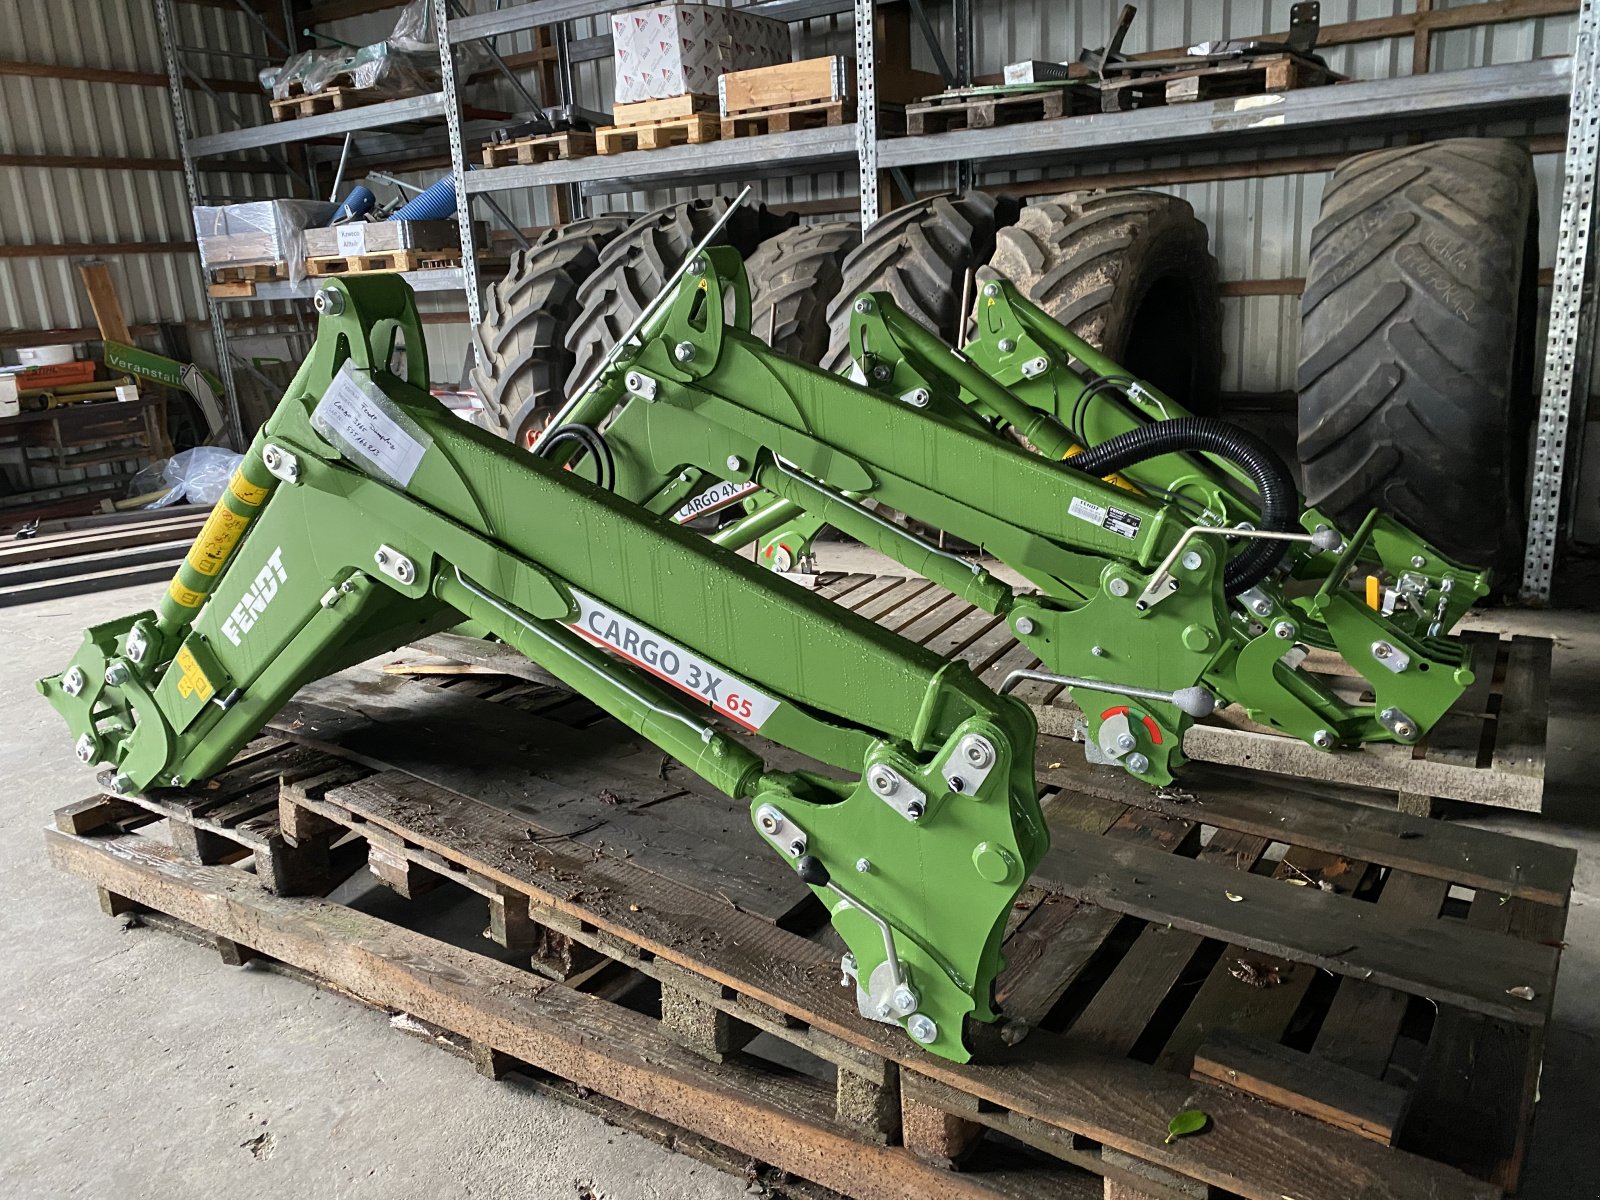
[854,297,874,314]
[1015,616,1035,636]
[1396,722,1415,739]
[62,667,85,697]
[892,986,918,1013]
[962,738,994,769]
[869,769,898,796]
[997,338,1016,353]
[625,372,644,393]
[1313,729,1334,749]
[104,662,129,687]
[759,812,778,833]
[673,341,696,363]
[904,388,930,408]
[1411,555,1427,569]
[1273,621,1296,640]
[855,858,872,873]
[126,630,147,664]
[689,256,707,274]
[1124,752,1150,775]
[982,282,1000,299]
[313,287,345,315]
[1021,355,1049,377]
[1091,645,1106,657]
[1181,550,1203,571]
[788,838,806,858]
[726,455,744,473]
[75,734,96,764]
[1116,732,1137,752]
[947,775,966,794]
[905,800,925,821]
[876,1001,893,1018]
[1107,578,1130,598]
[871,364,892,382]
[1252,598,1272,617]
[263,445,281,469]
[906,1015,938,1044]
[395,559,415,585]
[375,548,390,566]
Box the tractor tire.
[1297,138,1538,574]
[822,191,1015,376]
[470,214,636,447]
[745,221,859,361]
[982,190,1223,414]
[565,198,794,397]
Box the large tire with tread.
[822,191,1014,376]
[982,191,1223,414]
[1297,138,1538,574]
[745,221,859,361]
[565,198,794,396]
[471,215,636,447]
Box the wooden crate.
[50,661,1574,1199]
[906,83,1100,135]
[596,114,720,154]
[480,129,596,168]
[722,99,855,138]
[1099,51,1343,113]
[720,55,943,115]
[304,247,463,277]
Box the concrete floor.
[1,571,1596,1200]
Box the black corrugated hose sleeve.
[1067,417,1297,594]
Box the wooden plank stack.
[1,506,208,607]
[304,247,463,278]
[1099,51,1342,112]
[48,614,1572,1199]
[480,129,597,168]
[596,94,721,155]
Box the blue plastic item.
[330,184,376,223]
[389,176,457,221]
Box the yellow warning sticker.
[168,578,207,608]
[229,470,269,507]
[175,645,214,702]
[187,505,251,577]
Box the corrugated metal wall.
[0,2,1582,401]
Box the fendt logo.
[220,547,288,646]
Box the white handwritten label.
[673,479,759,523]
[335,223,366,256]
[312,361,429,488]
[566,589,781,732]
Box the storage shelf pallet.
[1098,51,1343,113]
[50,662,1574,1200]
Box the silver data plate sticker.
[312,360,431,489]
[1069,496,1107,525]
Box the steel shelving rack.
[159,0,1598,599]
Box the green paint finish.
[39,275,1048,1063]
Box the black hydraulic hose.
[1066,417,1298,594]
[536,424,615,492]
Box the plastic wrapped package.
[130,447,244,510]
[259,1,477,103]
[193,200,336,285]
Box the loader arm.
[546,247,1473,783]
[961,278,1491,637]
[38,275,1047,1065]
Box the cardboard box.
[611,3,790,105]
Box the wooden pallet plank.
[305,247,462,277]
[1032,747,1575,904]
[1192,1029,1410,1145]
[596,114,720,155]
[722,99,852,138]
[480,129,596,168]
[1033,829,1558,1025]
[1490,636,1552,778]
[44,829,1041,1200]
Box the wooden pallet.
[305,247,463,277]
[722,98,854,138]
[269,84,391,122]
[1099,52,1342,113]
[480,129,595,167]
[205,262,286,299]
[49,660,1574,1200]
[596,113,721,155]
[906,83,1100,135]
